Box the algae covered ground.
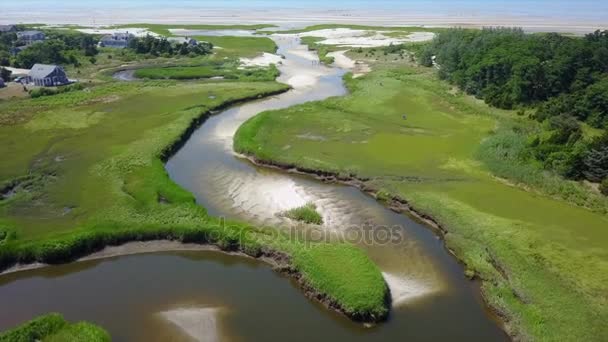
[0,313,109,342]
[235,62,608,340]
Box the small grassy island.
[281,202,324,225]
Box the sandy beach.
[1,6,606,34]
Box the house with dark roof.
[0,25,17,33]
[17,30,45,45]
[26,64,69,87]
[0,78,5,88]
[99,32,134,48]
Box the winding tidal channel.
[0,36,508,341]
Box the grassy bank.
[234,66,608,340]
[0,313,109,342]
[134,61,279,81]
[0,77,388,325]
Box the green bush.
[29,83,85,99]
[600,178,608,196]
[0,313,109,342]
[0,313,66,342]
[281,202,323,225]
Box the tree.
[583,134,608,182]
[15,40,68,68]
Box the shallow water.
[0,36,508,341]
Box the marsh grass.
[234,64,608,340]
[281,202,323,225]
[476,121,608,214]
[0,78,389,323]
[134,62,279,81]
[0,313,109,342]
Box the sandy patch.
[2,66,30,76]
[326,50,370,78]
[0,241,219,275]
[285,74,317,88]
[76,27,158,37]
[0,82,29,100]
[160,307,220,342]
[382,272,436,306]
[298,28,434,47]
[239,52,283,67]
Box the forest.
[419,28,608,193]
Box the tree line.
[419,28,608,193]
[127,35,213,57]
[0,29,99,69]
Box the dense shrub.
[600,178,608,196]
[0,313,66,342]
[29,83,84,98]
[128,35,213,57]
[0,313,109,342]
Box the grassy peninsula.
[0,313,109,342]
[234,36,608,339]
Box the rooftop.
[29,64,63,79]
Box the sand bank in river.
[239,52,283,67]
[161,307,221,342]
[326,50,370,78]
[297,28,435,47]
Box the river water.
[0,36,508,341]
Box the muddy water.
[0,36,507,341]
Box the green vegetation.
[291,243,388,320]
[234,64,608,340]
[419,28,608,187]
[0,313,109,342]
[29,83,84,98]
[127,35,213,57]
[134,61,279,81]
[601,178,608,195]
[300,37,335,65]
[0,29,99,69]
[193,35,277,58]
[281,203,323,225]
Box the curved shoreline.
[236,153,512,335]
[1,238,388,324]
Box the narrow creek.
[0,36,508,341]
